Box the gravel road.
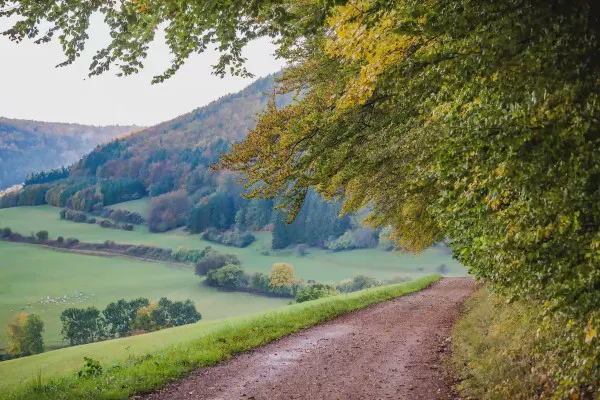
[141,278,475,400]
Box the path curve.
[141,278,474,400]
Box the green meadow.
[0,276,440,395]
[0,242,289,350]
[106,197,149,217]
[0,203,465,372]
[0,205,466,282]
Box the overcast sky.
[0,15,285,127]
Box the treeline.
[25,166,71,186]
[0,225,231,265]
[60,209,135,231]
[60,297,201,346]
[195,257,407,303]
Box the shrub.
[325,229,379,251]
[296,244,310,257]
[248,272,271,293]
[98,220,113,228]
[247,272,302,298]
[87,218,97,224]
[269,263,296,287]
[65,237,80,247]
[296,284,340,303]
[205,265,247,289]
[122,224,134,231]
[325,231,356,251]
[195,253,240,276]
[1,227,12,238]
[99,208,145,225]
[56,236,64,244]
[437,264,449,274]
[62,209,87,223]
[35,230,49,241]
[337,275,381,293]
[201,228,256,248]
[77,357,103,378]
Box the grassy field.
[0,276,440,398]
[0,242,289,350]
[106,198,149,217]
[0,205,466,282]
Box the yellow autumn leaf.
[584,321,597,344]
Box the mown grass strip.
[2,275,440,400]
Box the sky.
[0,15,285,127]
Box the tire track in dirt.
[141,278,474,400]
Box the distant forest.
[0,75,390,251]
[0,118,139,189]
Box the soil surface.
[141,278,475,400]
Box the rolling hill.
[0,74,410,254]
[0,118,140,189]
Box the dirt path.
[142,278,475,400]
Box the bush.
[98,208,145,225]
[35,230,49,241]
[56,236,64,244]
[125,245,172,261]
[195,253,240,276]
[205,265,247,289]
[336,275,381,293]
[437,264,449,274]
[296,284,340,303]
[201,228,256,248]
[87,218,97,224]
[65,237,80,247]
[247,272,302,298]
[98,220,113,228]
[1,227,12,238]
[62,209,88,223]
[295,244,310,257]
[325,228,379,251]
[122,224,134,231]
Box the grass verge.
[2,275,440,400]
[450,288,545,399]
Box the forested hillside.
[0,75,379,251]
[0,118,139,189]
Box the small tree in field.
[35,230,49,241]
[7,313,27,355]
[269,263,296,287]
[23,314,44,354]
[60,307,102,345]
[7,313,44,356]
